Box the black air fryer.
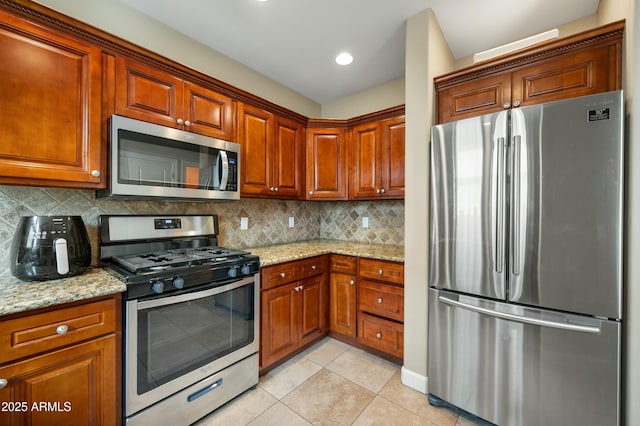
[10,216,91,281]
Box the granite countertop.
[249,239,404,266]
[0,240,402,317]
[0,267,127,316]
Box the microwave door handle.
[218,151,229,191]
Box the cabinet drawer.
[298,256,328,280]
[261,262,299,290]
[330,254,357,274]
[358,280,404,322]
[0,297,117,364]
[358,258,404,285]
[358,313,403,358]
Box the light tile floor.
[195,337,481,426]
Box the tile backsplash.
[0,185,404,277]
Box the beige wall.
[33,0,321,118]
[454,14,599,69]
[402,8,454,391]
[320,78,405,119]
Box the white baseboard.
[400,367,428,394]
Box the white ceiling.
[119,0,600,104]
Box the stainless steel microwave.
[97,115,240,201]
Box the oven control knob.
[228,267,238,278]
[151,281,164,294]
[172,277,184,289]
[241,264,251,275]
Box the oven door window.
[135,282,254,394]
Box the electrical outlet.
[288,216,295,228]
[240,217,248,230]
[362,217,369,228]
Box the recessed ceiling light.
[335,52,353,66]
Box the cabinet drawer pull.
[350,280,355,285]
[280,272,286,278]
[376,332,382,339]
[377,298,383,304]
[56,324,69,335]
[0,379,7,389]
[311,265,317,270]
[378,269,383,275]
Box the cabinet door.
[238,103,274,196]
[330,272,357,337]
[349,122,381,199]
[0,10,103,187]
[436,72,511,124]
[298,275,325,346]
[305,128,347,200]
[115,56,183,129]
[511,44,620,108]
[183,81,235,140]
[260,283,298,369]
[0,335,117,426]
[380,116,405,199]
[273,117,304,198]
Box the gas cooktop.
[111,247,251,273]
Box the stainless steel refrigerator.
[428,91,624,426]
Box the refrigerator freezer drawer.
[427,289,621,426]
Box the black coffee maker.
[10,216,92,281]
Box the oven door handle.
[137,275,254,310]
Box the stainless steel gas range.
[99,214,260,426]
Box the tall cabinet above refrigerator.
[428,91,624,426]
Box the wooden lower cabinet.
[329,255,357,338]
[0,335,117,426]
[260,256,329,370]
[356,258,404,360]
[0,295,120,426]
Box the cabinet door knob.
[503,103,511,109]
[56,324,69,335]
[280,272,286,278]
[270,187,275,191]
[177,118,184,125]
[513,100,521,107]
[378,269,383,275]
[184,120,191,127]
[91,170,101,177]
[308,191,314,196]
[0,379,7,389]
[350,280,355,285]
[376,189,381,194]
[376,332,382,339]
[377,297,383,304]
[380,188,385,194]
[311,265,316,270]
[274,187,279,192]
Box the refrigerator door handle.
[438,295,601,334]
[512,134,522,276]
[495,136,506,273]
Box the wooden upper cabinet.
[238,103,274,196]
[0,9,103,188]
[435,20,624,124]
[436,72,512,123]
[274,116,304,198]
[116,56,235,140]
[237,103,303,198]
[349,116,405,200]
[306,126,347,200]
